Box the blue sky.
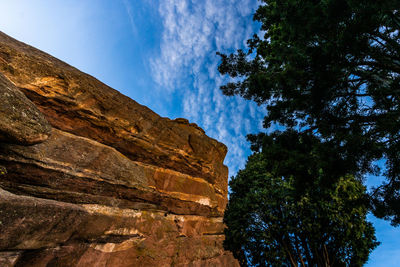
[0,1,398,265]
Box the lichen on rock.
[0,165,6,176]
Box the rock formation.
[0,31,239,267]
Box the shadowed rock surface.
[0,72,51,145]
[0,31,238,267]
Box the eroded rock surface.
[0,31,238,266]
[0,73,51,145]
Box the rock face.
[0,73,51,145]
[0,31,238,266]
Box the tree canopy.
[224,131,379,267]
[218,0,400,224]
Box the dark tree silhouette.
[218,0,400,224]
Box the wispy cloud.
[122,0,138,37]
[150,0,266,176]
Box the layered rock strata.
[0,31,238,266]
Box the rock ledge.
[0,31,238,267]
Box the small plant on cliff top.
[224,131,379,267]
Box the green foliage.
[224,132,379,266]
[218,0,400,223]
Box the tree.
[218,0,400,224]
[224,131,379,267]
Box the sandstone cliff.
[0,31,238,267]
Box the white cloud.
[151,0,264,176]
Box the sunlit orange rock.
[0,31,238,266]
